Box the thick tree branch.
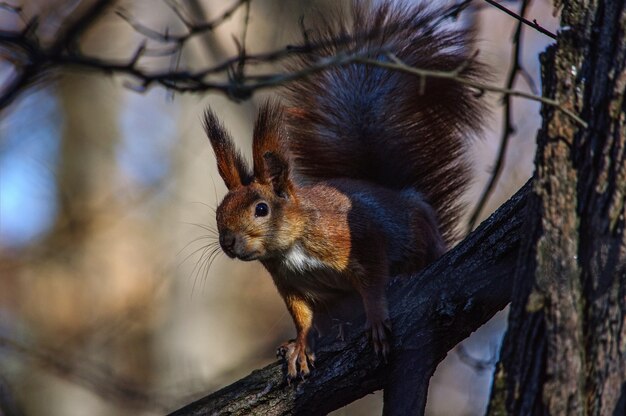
[168,182,529,416]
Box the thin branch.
[467,0,531,233]
[229,0,251,87]
[116,0,249,44]
[357,54,588,128]
[0,0,583,127]
[0,0,114,110]
[518,66,539,94]
[1,27,590,125]
[483,0,556,39]
[50,0,114,53]
[0,1,27,27]
[163,0,193,28]
[0,2,20,12]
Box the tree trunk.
[488,1,626,415]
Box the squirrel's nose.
[219,231,236,255]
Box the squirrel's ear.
[263,151,292,198]
[252,101,290,183]
[203,108,251,190]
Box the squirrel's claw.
[276,339,295,359]
[278,339,314,382]
[367,319,392,362]
[332,319,352,342]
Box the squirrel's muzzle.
[219,229,260,261]
[219,230,237,258]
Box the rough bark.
[488,1,626,415]
[167,182,529,416]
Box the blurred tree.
[9,8,164,416]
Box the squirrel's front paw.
[276,339,295,360]
[276,339,315,382]
[367,319,392,361]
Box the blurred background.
[0,0,558,414]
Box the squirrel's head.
[204,102,300,262]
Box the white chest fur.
[274,244,352,302]
[281,244,326,273]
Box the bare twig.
[518,65,539,94]
[0,2,20,12]
[483,0,556,39]
[115,0,249,44]
[0,1,27,26]
[0,0,114,110]
[1,27,589,126]
[358,54,588,128]
[50,0,114,53]
[1,0,583,129]
[467,0,531,233]
[229,0,251,88]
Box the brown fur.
[203,109,251,190]
[203,1,485,380]
[252,101,287,181]
[284,1,485,243]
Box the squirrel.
[203,1,485,381]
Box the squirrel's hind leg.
[352,244,393,361]
[360,286,392,360]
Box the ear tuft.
[203,108,252,190]
[263,151,292,198]
[253,100,289,181]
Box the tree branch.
[0,0,582,119]
[358,54,588,128]
[115,0,249,44]
[168,182,529,416]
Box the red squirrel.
[203,1,485,381]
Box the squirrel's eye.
[255,202,269,217]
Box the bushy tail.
[282,1,485,242]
